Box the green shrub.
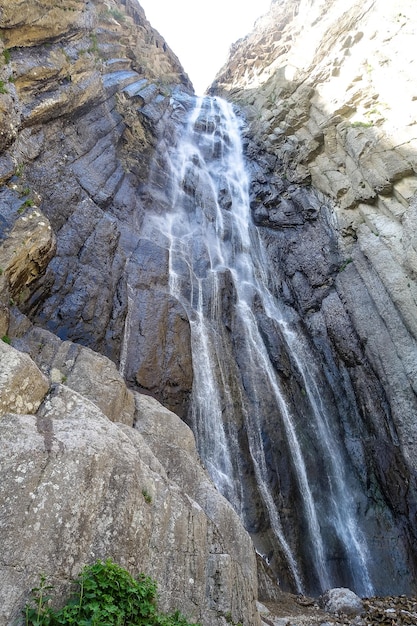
[18,199,34,213]
[351,120,372,128]
[87,33,99,55]
[108,8,125,21]
[24,558,200,626]
[142,488,152,503]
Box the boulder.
[0,340,49,417]
[13,325,135,426]
[134,393,261,625]
[319,587,364,615]
[0,384,261,626]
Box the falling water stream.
[150,96,374,595]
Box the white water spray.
[150,95,374,595]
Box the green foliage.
[24,575,54,626]
[87,33,99,55]
[218,610,242,626]
[351,120,372,128]
[15,163,24,177]
[142,488,152,503]
[339,257,353,272]
[0,80,8,94]
[24,559,200,626]
[18,199,34,213]
[3,48,11,63]
[108,8,125,22]
[1,335,11,344]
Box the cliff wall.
[2,0,417,617]
[0,1,261,624]
[210,0,417,594]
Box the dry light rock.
[0,379,261,626]
[319,588,364,616]
[2,0,417,616]
[0,340,49,417]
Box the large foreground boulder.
[0,363,260,626]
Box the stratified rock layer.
[0,0,195,416]
[210,0,417,597]
[2,0,417,611]
[0,1,262,624]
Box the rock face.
[2,0,417,615]
[0,326,260,626]
[0,1,262,624]
[0,0,194,416]
[0,340,49,416]
[208,0,417,597]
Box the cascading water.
[149,95,375,595]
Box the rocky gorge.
[0,0,417,624]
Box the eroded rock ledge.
[0,0,196,415]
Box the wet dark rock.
[2,0,417,611]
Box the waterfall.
[149,95,374,595]
[119,284,134,378]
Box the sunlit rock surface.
[0,377,260,626]
[1,0,417,616]
[210,0,417,597]
[0,1,261,624]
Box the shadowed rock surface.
[209,0,417,597]
[0,1,261,624]
[1,0,417,621]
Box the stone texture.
[319,588,364,616]
[11,324,135,425]
[0,3,264,621]
[210,0,417,597]
[2,0,417,612]
[0,340,49,417]
[0,382,260,625]
[0,205,56,302]
[0,0,193,382]
[134,393,261,626]
[212,0,417,227]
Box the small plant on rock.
[142,488,152,503]
[18,199,34,213]
[24,558,200,626]
[108,8,125,21]
[339,257,353,272]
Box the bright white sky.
[138,0,272,94]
